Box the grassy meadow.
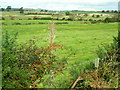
[1,11,119,88]
[2,20,118,64]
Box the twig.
[71,76,83,88]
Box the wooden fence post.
[95,58,100,69]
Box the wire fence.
[31,58,101,87]
[62,59,97,70]
[50,58,100,83]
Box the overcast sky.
[0,0,119,11]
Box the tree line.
[102,10,119,13]
[0,6,24,13]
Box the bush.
[104,17,119,23]
[96,15,100,18]
[55,22,68,24]
[92,14,95,17]
[71,34,119,88]
[91,20,97,24]
[95,35,119,88]
[2,31,31,88]
[84,14,88,17]
[40,17,53,20]
[65,12,70,15]
[33,16,40,20]
[28,18,32,20]
[96,36,119,61]
[67,18,73,21]
[10,17,15,20]
[2,17,5,20]
[89,19,93,21]
[12,23,21,25]
[2,31,67,88]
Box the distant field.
[1,11,116,21]
[2,20,118,65]
[69,11,118,15]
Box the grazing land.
[1,10,119,88]
[2,20,118,64]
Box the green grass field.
[1,10,119,88]
[2,20,118,65]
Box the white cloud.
[0,0,118,10]
[1,0,119,4]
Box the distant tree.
[102,10,105,12]
[62,17,65,20]
[33,16,38,20]
[104,17,110,23]
[104,17,119,23]
[106,10,110,12]
[111,10,114,12]
[84,14,88,17]
[114,10,118,13]
[44,10,48,12]
[19,7,24,13]
[92,14,95,17]
[96,15,100,18]
[2,17,5,20]
[65,11,70,15]
[1,8,5,11]
[67,18,73,21]
[41,10,43,12]
[89,19,93,21]
[6,6,11,11]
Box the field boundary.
[62,58,100,70]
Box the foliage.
[32,17,53,20]
[2,31,67,88]
[84,14,88,17]
[70,35,119,88]
[19,7,24,13]
[2,15,118,88]
[33,16,40,20]
[96,36,119,62]
[2,31,31,88]
[65,12,71,15]
[28,18,32,20]
[40,17,53,20]
[104,15,119,23]
[0,8,5,11]
[96,35,119,88]
[96,15,100,18]
[2,17,5,20]
[6,6,11,11]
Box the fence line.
[49,58,101,84]
[62,58,100,70]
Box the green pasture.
[2,20,118,65]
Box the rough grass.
[2,20,118,65]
